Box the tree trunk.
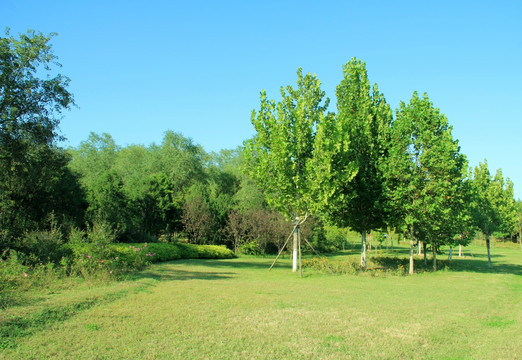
[417,241,422,255]
[486,233,492,268]
[459,245,462,257]
[432,243,438,271]
[361,230,367,270]
[292,220,299,272]
[298,228,302,278]
[409,225,414,275]
[423,242,427,267]
[449,247,453,261]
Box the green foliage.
[18,229,70,266]
[239,240,264,256]
[0,249,68,309]
[0,250,30,293]
[0,28,74,144]
[0,29,83,246]
[67,131,211,242]
[324,225,349,247]
[385,91,470,271]
[66,242,234,278]
[244,68,335,220]
[180,243,235,259]
[326,58,392,233]
[470,162,518,267]
[471,162,517,237]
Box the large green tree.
[244,69,344,272]
[386,92,468,273]
[325,58,393,269]
[0,29,78,244]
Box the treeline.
[1,125,335,257]
[64,131,331,254]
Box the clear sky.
[2,0,521,199]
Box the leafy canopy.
[244,68,341,220]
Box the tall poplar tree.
[326,58,393,269]
[244,69,351,272]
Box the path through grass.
[1,245,520,359]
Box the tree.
[324,58,392,269]
[68,133,127,236]
[0,29,74,146]
[68,132,119,189]
[244,68,342,272]
[225,209,249,256]
[471,162,518,267]
[150,131,206,191]
[386,92,468,273]
[181,184,214,244]
[141,172,184,237]
[85,169,129,238]
[0,29,77,243]
[497,177,518,241]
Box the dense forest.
[1,30,521,279]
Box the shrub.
[180,244,235,259]
[0,250,30,293]
[239,240,263,255]
[19,229,71,265]
[85,221,117,246]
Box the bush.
[0,250,30,293]
[19,229,71,265]
[239,240,263,255]
[178,243,235,259]
[65,242,235,278]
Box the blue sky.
[2,0,521,199]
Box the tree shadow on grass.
[132,267,237,282]
[446,256,521,276]
[180,258,291,270]
[371,254,520,276]
[132,257,294,282]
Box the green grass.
[1,243,520,359]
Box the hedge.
[67,242,235,273]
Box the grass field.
[1,243,520,359]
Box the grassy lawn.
[1,243,520,359]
